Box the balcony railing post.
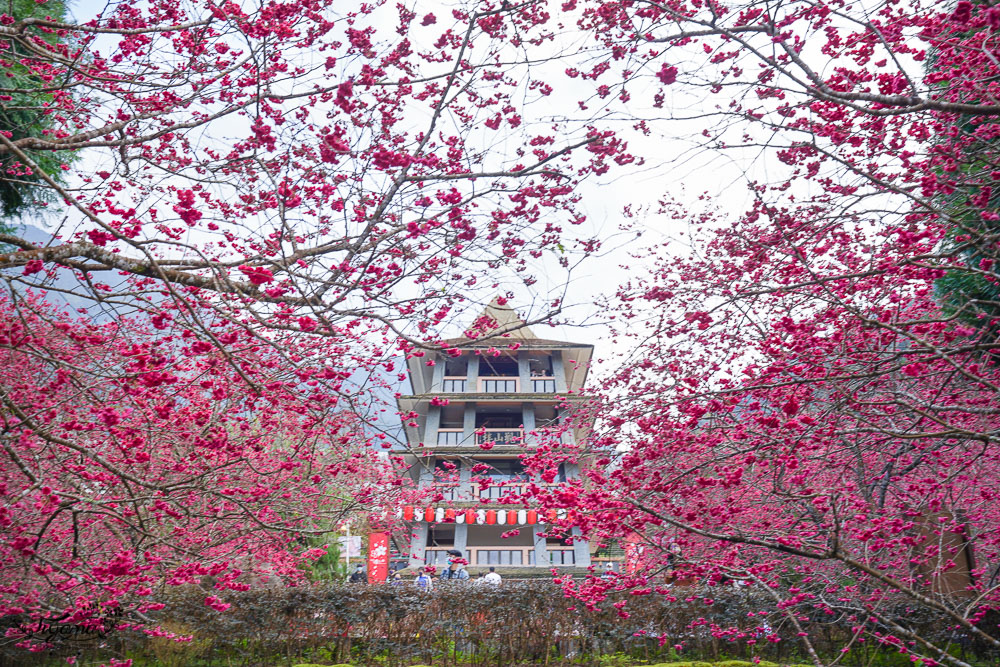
[531,378,556,393]
[442,377,467,392]
[477,377,520,393]
[430,544,573,568]
[436,429,463,446]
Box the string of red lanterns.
[399,506,564,525]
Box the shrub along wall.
[1,583,995,666]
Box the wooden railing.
[531,377,557,393]
[441,376,467,392]
[424,546,576,567]
[479,481,557,500]
[434,376,557,394]
[478,376,519,392]
[437,429,525,447]
[430,482,558,500]
[431,483,466,502]
[436,429,465,446]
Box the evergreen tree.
[1,0,75,221]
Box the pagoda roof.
[441,298,592,349]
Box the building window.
[479,356,518,377]
[444,357,468,376]
[427,525,455,547]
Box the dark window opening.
[427,525,455,547]
[528,356,553,376]
[445,357,468,376]
[475,413,522,428]
[479,356,519,377]
[484,459,527,482]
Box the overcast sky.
[44,0,773,380]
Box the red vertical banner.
[623,533,644,575]
[367,532,389,583]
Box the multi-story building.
[396,300,594,573]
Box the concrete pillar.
[517,351,531,393]
[459,460,473,501]
[463,402,477,446]
[454,523,468,556]
[425,406,441,449]
[571,527,591,568]
[431,356,445,392]
[532,524,550,567]
[557,405,575,446]
[409,523,429,568]
[551,350,568,393]
[521,402,536,446]
[410,360,427,394]
[466,355,480,393]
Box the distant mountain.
[4,224,146,320]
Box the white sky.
[48,0,802,384]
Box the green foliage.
[647,662,813,667]
[935,231,1000,333]
[5,585,995,666]
[304,535,350,582]
[1,0,76,219]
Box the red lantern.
[547,509,557,524]
[506,510,517,525]
[425,507,435,522]
[526,510,538,525]
[465,509,477,524]
[486,510,497,525]
[403,506,414,521]
[445,508,456,522]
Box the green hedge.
[2,583,995,666]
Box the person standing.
[349,564,367,583]
[442,560,470,582]
[483,567,502,586]
[414,567,434,591]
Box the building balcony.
[431,482,558,502]
[425,546,575,567]
[442,376,467,392]
[436,429,465,446]
[479,482,557,500]
[531,377,557,393]
[436,428,525,447]
[479,376,519,392]
[437,376,557,394]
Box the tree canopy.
[2,0,1000,662]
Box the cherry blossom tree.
[532,0,1000,663]
[0,0,626,641]
[0,292,414,645]
[9,0,1000,661]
